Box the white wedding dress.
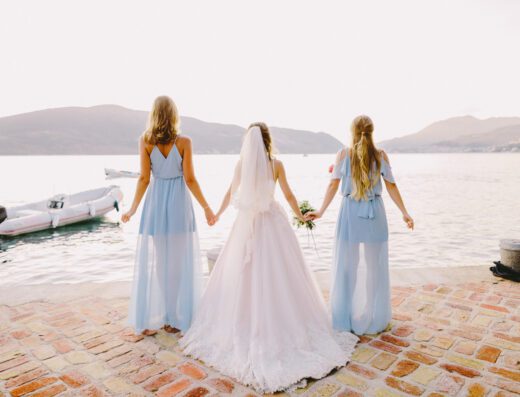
[179,127,358,393]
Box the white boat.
[0,186,123,237]
[104,168,139,179]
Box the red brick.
[178,362,207,380]
[106,350,142,368]
[80,385,108,397]
[30,383,67,397]
[391,360,419,377]
[445,302,473,311]
[156,378,191,397]
[385,376,424,396]
[476,345,501,363]
[489,367,520,382]
[83,335,112,349]
[392,324,415,337]
[433,374,464,395]
[404,350,438,365]
[143,371,178,392]
[41,331,60,342]
[484,294,502,304]
[381,334,410,347]
[0,356,29,372]
[60,370,89,388]
[467,382,487,397]
[337,389,363,397]
[369,340,402,354]
[480,303,509,313]
[494,332,520,344]
[357,335,372,344]
[450,329,483,341]
[117,355,154,375]
[10,377,58,397]
[184,387,210,397]
[345,363,377,379]
[47,311,75,321]
[469,292,484,301]
[206,378,235,393]
[118,327,144,342]
[51,339,74,354]
[440,363,481,378]
[130,364,167,384]
[10,330,31,339]
[5,368,49,388]
[392,313,412,321]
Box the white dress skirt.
[179,200,359,393]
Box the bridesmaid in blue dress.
[122,96,216,335]
[307,115,413,335]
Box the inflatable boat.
[104,168,139,179]
[0,186,123,237]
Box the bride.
[179,123,358,393]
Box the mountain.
[0,105,342,155]
[379,116,520,153]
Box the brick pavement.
[0,278,519,396]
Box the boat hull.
[0,186,123,237]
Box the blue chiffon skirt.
[331,196,391,335]
[128,177,202,333]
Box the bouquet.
[293,201,319,254]
[293,200,316,230]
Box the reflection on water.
[0,153,519,286]
[0,218,118,251]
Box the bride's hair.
[144,96,180,145]
[249,122,274,160]
[350,115,381,201]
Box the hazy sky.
[1,0,519,141]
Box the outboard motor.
[0,206,6,224]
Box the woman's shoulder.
[378,149,390,163]
[336,147,349,163]
[176,135,191,144]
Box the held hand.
[121,209,135,223]
[305,211,321,221]
[204,207,217,226]
[403,212,414,230]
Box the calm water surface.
[1,153,519,286]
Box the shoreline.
[0,265,494,306]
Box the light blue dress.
[128,142,202,333]
[331,150,395,335]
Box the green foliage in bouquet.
[293,200,316,230]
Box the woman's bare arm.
[122,137,151,223]
[276,160,304,221]
[381,151,414,229]
[305,149,345,221]
[180,136,216,225]
[216,186,232,218]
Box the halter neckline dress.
[128,140,202,333]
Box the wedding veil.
[231,126,274,213]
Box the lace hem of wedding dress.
[180,329,358,394]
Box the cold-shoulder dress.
[331,151,395,335]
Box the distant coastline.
[1,107,519,155]
[0,105,342,155]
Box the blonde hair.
[144,96,180,145]
[249,122,275,160]
[350,115,381,201]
